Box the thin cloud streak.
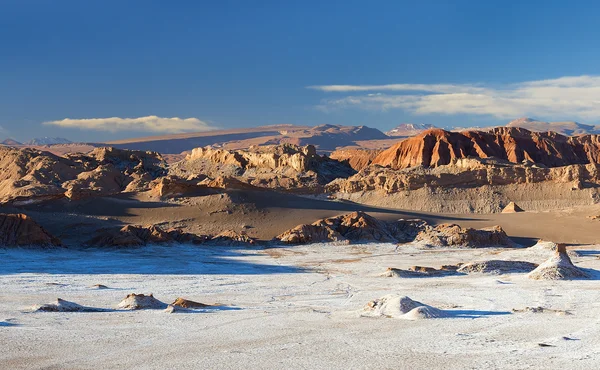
[43,115,216,133]
[310,75,600,121]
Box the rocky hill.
[373,127,600,169]
[0,146,166,204]
[169,143,355,193]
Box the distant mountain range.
[505,117,600,135]
[385,123,437,136]
[26,137,72,145]
[106,124,393,154]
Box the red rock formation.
[373,127,600,169]
[0,213,61,247]
[329,148,383,171]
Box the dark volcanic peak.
[373,127,600,169]
[1,139,22,146]
[386,123,437,137]
[26,137,73,145]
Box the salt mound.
[502,202,524,213]
[529,240,580,258]
[90,284,109,289]
[33,298,102,312]
[528,245,590,280]
[362,295,448,320]
[117,294,168,310]
[458,260,538,274]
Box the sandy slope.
[11,190,600,246]
[1,242,600,369]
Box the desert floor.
[2,241,600,369]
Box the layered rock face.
[327,157,600,194]
[170,144,354,193]
[0,213,61,247]
[0,146,167,204]
[373,127,600,169]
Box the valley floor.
[2,242,600,369]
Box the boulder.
[414,223,517,248]
[0,213,61,247]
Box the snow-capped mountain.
[385,123,437,137]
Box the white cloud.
[310,75,600,121]
[43,115,216,133]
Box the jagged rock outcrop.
[0,146,167,204]
[0,213,61,247]
[86,225,208,247]
[326,157,600,195]
[170,144,354,193]
[329,148,383,171]
[414,223,517,248]
[373,127,600,169]
[528,244,590,280]
[275,211,426,244]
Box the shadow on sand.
[445,309,512,319]
[0,245,305,275]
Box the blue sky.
[2,0,600,142]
